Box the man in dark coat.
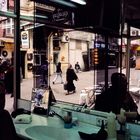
[95,72,138,114]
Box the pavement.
[5,68,140,113]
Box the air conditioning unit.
[131,30,139,36]
[61,35,69,43]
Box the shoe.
[73,90,76,93]
[65,92,69,95]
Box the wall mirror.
[29,1,140,124]
[31,22,125,113]
[0,0,139,125]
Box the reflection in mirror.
[29,3,140,121]
[20,20,34,107]
[0,16,15,112]
[30,24,140,124]
[31,26,96,111]
[31,87,49,109]
[50,31,95,106]
[31,86,56,115]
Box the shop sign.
[52,9,74,25]
[21,31,29,49]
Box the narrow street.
[5,68,140,113]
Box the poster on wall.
[21,31,29,49]
[0,0,7,21]
[0,0,7,11]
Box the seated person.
[0,81,18,140]
[75,62,81,73]
[94,73,138,116]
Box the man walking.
[53,62,63,84]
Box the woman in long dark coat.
[0,81,18,140]
[66,64,78,95]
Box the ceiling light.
[50,0,77,8]
[70,0,86,5]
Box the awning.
[131,44,140,51]
[0,37,14,43]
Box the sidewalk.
[5,69,140,113]
[5,70,94,112]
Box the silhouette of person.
[95,72,138,114]
[52,62,63,84]
[66,64,78,95]
[130,54,136,68]
[4,59,14,97]
[40,60,49,87]
[0,81,18,140]
[75,62,81,73]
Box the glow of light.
[70,0,86,5]
[50,0,76,7]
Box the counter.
[14,114,100,140]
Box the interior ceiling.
[125,0,140,29]
[76,0,140,30]
[33,0,140,31]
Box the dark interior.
[32,0,140,34]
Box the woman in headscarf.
[66,64,78,95]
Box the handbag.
[64,83,67,90]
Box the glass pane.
[30,1,139,115]
[30,1,122,111]
[20,20,34,102]
[129,27,140,106]
[0,16,14,112]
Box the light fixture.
[70,0,86,5]
[49,0,77,8]
[25,23,45,30]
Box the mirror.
[29,2,140,123]
[0,0,139,125]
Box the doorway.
[20,51,26,79]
